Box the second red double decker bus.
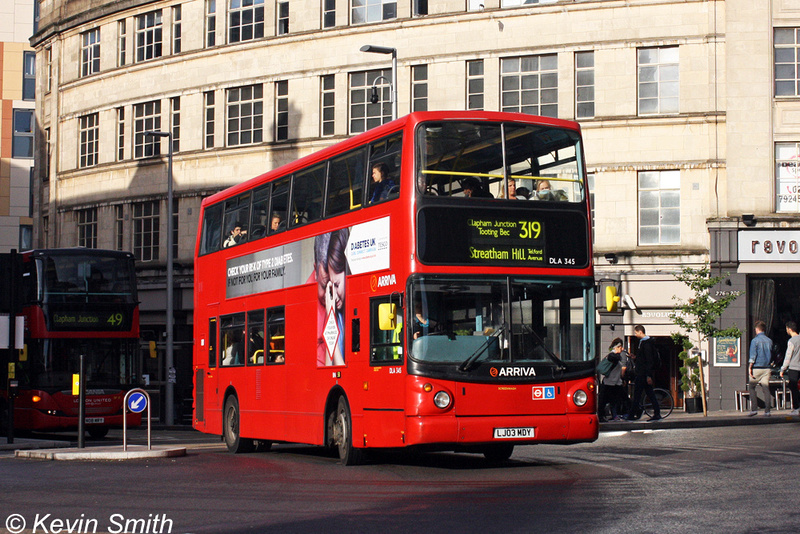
[193,111,598,464]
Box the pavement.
[1,410,797,460]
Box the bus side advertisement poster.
[417,206,589,268]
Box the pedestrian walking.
[747,320,774,416]
[780,321,800,415]
[626,325,661,421]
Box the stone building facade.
[29,0,800,415]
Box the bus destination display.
[47,308,130,331]
[418,206,589,268]
[466,217,544,263]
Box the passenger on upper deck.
[462,177,492,198]
[369,162,396,203]
[499,178,517,199]
[223,222,247,247]
[533,179,568,201]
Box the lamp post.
[143,130,174,426]
[359,45,397,120]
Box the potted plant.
[673,335,703,413]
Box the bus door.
[362,296,406,448]
[196,314,219,431]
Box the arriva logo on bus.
[490,366,536,377]
[370,273,397,292]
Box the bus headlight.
[433,391,451,409]
[573,389,588,407]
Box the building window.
[19,226,32,251]
[79,113,99,168]
[323,0,335,28]
[350,69,391,134]
[23,51,35,100]
[502,0,555,6]
[321,75,335,136]
[115,205,124,251]
[466,59,484,110]
[44,127,51,181]
[775,142,800,212]
[13,110,34,159]
[352,0,396,24]
[638,170,680,245]
[575,51,594,119]
[172,5,182,54]
[277,1,289,35]
[81,28,100,77]
[136,10,163,63]
[117,20,127,66]
[637,46,678,115]
[587,173,595,240]
[775,28,800,97]
[46,47,52,93]
[205,91,216,149]
[133,201,160,262]
[229,0,264,43]
[467,0,483,10]
[413,0,427,16]
[501,54,558,117]
[117,107,126,161]
[412,65,428,112]
[275,81,289,141]
[227,85,263,146]
[171,97,181,153]
[77,208,98,248]
[133,100,162,159]
[206,0,217,47]
[172,199,179,258]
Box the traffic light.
[605,285,620,312]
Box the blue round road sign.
[127,392,147,413]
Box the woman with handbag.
[597,338,629,422]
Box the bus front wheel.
[223,395,254,453]
[333,396,363,466]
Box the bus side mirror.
[378,303,397,330]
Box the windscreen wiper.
[522,324,567,370]
[458,323,507,372]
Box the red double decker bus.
[1,249,141,438]
[193,111,598,464]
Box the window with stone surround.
[77,208,98,249]
[321,75,335,136]
[229,0,264,43]
[81,28,100,77]
[227,84,263,146]
[133,201,160,262]
[466,59,484,110]
[135,10,163,62]
[323,0,335,28]
[277,1,289,35]
[776,143,800,212]
[133,100,162,159]
[275,81,289,140]
[351,0,396,25]
[637,46,678,115]
[575,51,594,119]
[501,54,558,117]
[79,113,99,168]
[775,28,800,97]
[638,170,680,245]
[349,69,391,134]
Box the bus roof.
[201,111,582,208]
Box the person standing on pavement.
[780,321,800,415]
[597,338,629,422]
[626,325,661,421]
[747,320,774,416]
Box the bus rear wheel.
[332,396,363,466]
[223,395,254,453]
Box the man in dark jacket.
[626,324,661,421]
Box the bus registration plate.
[493,427,534,439]
[85,418,105,424]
